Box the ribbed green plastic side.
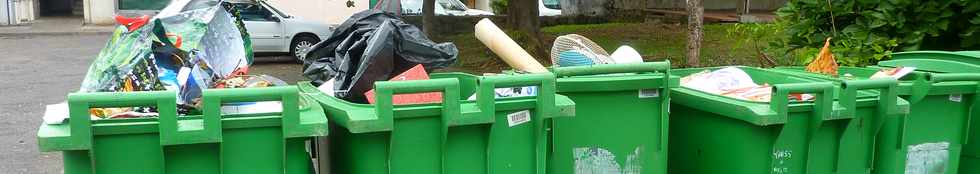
[37,86,329,174]
[299,72,576,174]
[883,50,980,174]
[548,62,674,174]
[769,66,977,174]
[668,66,902,174]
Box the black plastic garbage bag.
[303,10,458,103]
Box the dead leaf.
[805,38,839,76]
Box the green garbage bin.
[37,86,329,174]
[769,65,980,174]
[547,62,675,174]
[884,51,980,72]
[878,50,980,174]
[298,73,575,174]
[669,66,904,174]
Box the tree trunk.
[507,0,538,32]
[422,0,435,37]
[686,0,703,67]
[506,0,546,59]
[736,0,749,16]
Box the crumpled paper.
[681,67,813,102]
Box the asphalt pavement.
[0,34,306,174]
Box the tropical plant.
[775,0,980,66]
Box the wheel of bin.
[290,35,320,64]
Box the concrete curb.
[0,31,113,37]
[0,24,116,37]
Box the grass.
[431,22,775,74]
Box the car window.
[542,0,560,10]
[261,1,290,18]
[400,0,463,14]
[180,0,219,12]
[401,0,422,14]
[232,3,275,21]
[437,0,467,11]
[400,0,465,14]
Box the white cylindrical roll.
[610,45,644,64]
[474,18,549,73]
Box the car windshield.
[542,0,560,10]
[261,1,290,18]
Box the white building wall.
[1,0,10,25]
[83,0,115,25]
[473,0,489,11]
[266,0,367,25]
[1,0,36,25]
[13,0,35,24]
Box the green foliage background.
[774,0,980,66]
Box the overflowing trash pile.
[63,0,285,120]
[869,67,915,79]
[680,67,813,102]
[550,34,644,67]
[679,38,845,103]
[471,18,646,72]
[302,10,458,104]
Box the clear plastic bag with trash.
[76,0,254,118]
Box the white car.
[539,0,561,16]
[399,0,494,16]
[227,0,333,61]
[486,0,560,16]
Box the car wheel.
[290,35,320,63]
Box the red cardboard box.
[364,64,443,104]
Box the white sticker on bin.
[950,94,962,102]
[639,89,660,98]
[507,110,531,127]
[905,142,950,174]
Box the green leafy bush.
[775,0,980,66]
[726,23,793,66]
[491,0,508,15]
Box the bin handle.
[374,78,461,174]
[552,61,670,77]
[477,73,556,174]
[927,73,980,83]
[839,79,898,166]
[839,79,898,124]
[768,82,833,173]
[907,73,980,103]
[199,86,305,140]
[476,73,557,121]
[66,91,178,150]
[374,78,462,127]
[770,82,835,125]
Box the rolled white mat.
[474,18,549,73]
[610,45,644,64]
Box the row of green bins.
[879,50,980,174]
[37,86,330,174]
[769,64,980,174]
[668,66,907,174]
[298,73,576,174]
[549,62,676,174]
